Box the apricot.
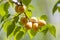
[32,23,38,31]
[15,5,19,12]
[20,16,28,24]
[18,5,26,13]
[38,20,46,26]
[25,22,32,29]
[15,5,26,13]
[30,17,38,23]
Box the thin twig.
[24,12,29,19]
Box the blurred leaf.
[0,3,6,16]
[1,14,10,22]
[58,7,60,12]
[57,0,60,4]
[9,0,12,2]
[2,14,19,37]
[25,10,32,18]
[0,2,10,22]
[9,0,14,6]
[52,4,57,14]
[52,0,60,14]
[0,2,10,17]
[2,21,11,32]
[13,26,21,36]
[30,30,37,36]
[18,22,24,27]
[7,22,15,37]
[48,24,56,37]
[40,25,48,34]
[28,5,34,10]
[0,0,3,3]
[15,31,24,40]
[13,14,19,22]
[22,0,32,6]
[57,1,60,12]
[4,2,10,14]
[40,15,47,21]
[28,30,37,39]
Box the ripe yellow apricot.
[38,20,46,26]
[18,5,26,13]
[32,23,38,31]
[20,16,28,24]
[30,17,38,23]
[18,6,24,13]
[25,22,32,29]
[15,5,26,13]
[15,5,19,12]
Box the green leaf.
[1,14,10,22]
[30,29,37,36]
[52,0,60,14]
[0,3,6,16]
[28,30,37,39]
[39,25,48,34]
[2,21,11,32]
[52,4,57,14]
[48,24,56,37]
[13,26,21,36]
[25,10,32,18]
[0,0,3,3]
[15,31,24,40]
[4,2,10,14]
[22,0,32,6]
[0,2,10,22]
[0,14,10,30]
[58,7,60,12]
[13,14,19,23]
[18,22,24,27]
[0,2,10,17]
[28,5,34,10]
[57,0,60,4]
[9,0,14,6]
[40,15,47,21]
[57,1,60,12]
[7,22,15,37]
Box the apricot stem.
[24,12,29,19]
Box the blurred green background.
[0,0,60,40]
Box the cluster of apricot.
[15,4,46,31]
[20,16,46,31]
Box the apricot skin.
[38,20,46,26]
[15,5,19,12]
[32,23,38,31]
[20,16,28,25]
[30,17,38,23]
[18,6,25,13]
[25,22,32,29]
[15,5,26,13]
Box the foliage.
[22,0,32,6]
[0,0,57,40]
[53,0,60,14]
